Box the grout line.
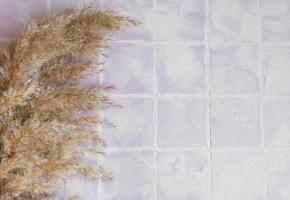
[204,0,213,199]
[152,1,159,200]
[98,39,290,47]
[105,93,290,99]
[258,0,265,150]
[2,38,290,47]
[93,38,290,46]
[2,37,290,47]
[46,0,52,14]
[106,146,290,152]
[258,0,268,199]
[153,46,159,200]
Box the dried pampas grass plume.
[0,6,139,200]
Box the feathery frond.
[0,6,139,200]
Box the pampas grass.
[0,6,139,200]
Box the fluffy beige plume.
[0,6,139,200]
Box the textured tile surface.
[103,97,154,147]
[209,0,259,43]
[158,150,210,200]
[210,45,260,94]
[158,45,205,94]
[158,98,207,147]
[0,0,290,199]
[0,0,47,37]
[262,0,290,42]
[102,151,154,200]
[210,98,260,147]
[212,150,266,200]
[262,46,290,95]
[103,43,154,94]
[154,0,205,42]
[264,98,290,147]
[266,150,290,200]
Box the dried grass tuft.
[0,6,139,200]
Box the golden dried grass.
[0,6,139,200]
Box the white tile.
[209,0,259,43]
[266,150,290,200]
[158,45,205,94]
[103,43,154,93]
[210,45,259,94]
[102,151,154,200]
[264,98,290,147]
[154,0,205,42]
[262,46,290,95]
[210,98,260,147]
[103,98,154,147]
[64,175,99,200]
[158,150,210,200]
[262,0,290,42]
[158,98,207,147]
[212,150,266,200]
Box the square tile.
[158,150,210,200]
[158,45,205,94]
[0,1,25,37]
[51,0,81,13]
[154,0,205,42]
[264,98,290,147]
[266,150,290,200]
[262,46,290,95]
[158,98,207,147]
[103,43,154,94]
[209,0,259,43]
[103,97,154,147]
[210,45,259,94]
[102,151,154,200]
[103,0,154,41]
[212,150,266,200]
[262,0,290,42]
[64,175,99,200]
[210,98,260,147]
[82,0,102,8]
[0,0,48,37]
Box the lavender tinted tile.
[102,151,154,200]
[103,0,154,41]
[103,43,154,94]
[158,45,205,94]
[210,98,260,147]
[262,0,290,42]
[154,0,205,42]
[25,0,47,19]
[0,0,47,37]
[210,45,259,94]
[266,150,290,200]
[209,0,259,43]
[64,175,99,200]
[103,98,154,147]
[0,1,25,37]
[158,150,210,200]
[212,150,266,200]
[264,99,290,147]
[51,0,80,13]
[263,46,290,95]
[158,98,207,147]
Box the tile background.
[0,0,290,199]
